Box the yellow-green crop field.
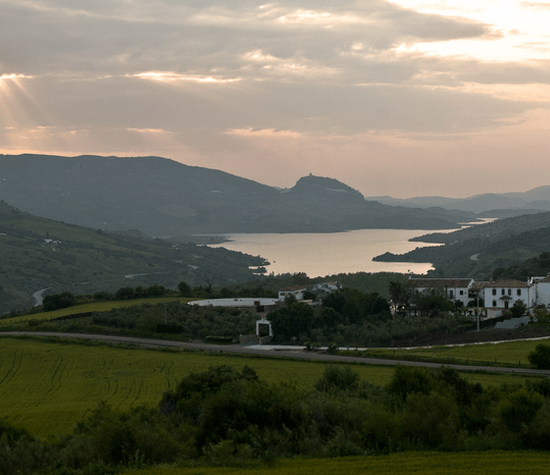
[0,297,199,325]
[0,336,541,438]
[126,451,550,475]
[366,338,550,366]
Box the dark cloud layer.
[1,1,549,197]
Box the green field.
[361,338,550,367]
[0,336,542,439]
[126,451,550,475]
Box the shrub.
[386,366,436,401]
[528,344,550,369]
[498,388,544,433]
[403,392,461,449]
[314,365,360,392]
[43,291,76,311]
[160,365,259,412]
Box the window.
[449,290,454,299]
[501,289,505,295]
[508,288,512,296]
[459,290,464,295]
[492,300,497,307]
[517,289,522,296]
[492,289,497,296]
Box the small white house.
[278,285,306,302]
[407,277,474,307]
[312,281,341,294]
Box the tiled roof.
[470,281,489,292]
[482,279,529,288]
[407,278,472,288]
[279,285,307,292]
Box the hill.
[373,212,550,279]
[0,154,474,236]
[0,201,267,314]
[366,186,550,214]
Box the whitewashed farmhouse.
[407,277,474,308]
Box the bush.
[43,292,76,311]
[314,365,360,392]
[528,344,550,369]
[403,392,461,449]
[498,388,544,433]
[386,366,436,401]
[160,365,259,412]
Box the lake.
[209,228,449,277]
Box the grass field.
[361,338,550,367]
[125,451,550,475]
[0,336,542,439]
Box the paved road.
[3,331,550,377]
[32,288,49,307]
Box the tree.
[510,299,527,318]
[115,286,135,300]
[386,366,436,401]
[388,281,403,307]
[403,392,460,448]
[43,291,76,311]
[413,289,454,317]
[498,388,544,433]
[159,365,259,412]
[146,284,166,297]
[528,344,550,369]
[269,301,315,341]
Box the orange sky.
[1,1,549,198]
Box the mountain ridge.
[0,154,474,236]
[365,186,550,214]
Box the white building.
[407,277,474,308]
[479,279,530,311]
[529,275,550,309]
[278,285,306,301]
[312,281,341,294]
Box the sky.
[0,1,549,199]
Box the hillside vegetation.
[0,154,474,235]
[374,212,550,278]
[0,201,266,314]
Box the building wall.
[532,282,550,308]
[415,286,470,307]
[481,286,528,310]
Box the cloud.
[0,1,492,77]
[1,1,549,198]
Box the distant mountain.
[366,186,550,214]
[0,201,267,314]
[0,154,474,236]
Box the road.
[3,331,550,377]
[32,288,49,307]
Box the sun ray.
[0,74,52,128]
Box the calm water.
[209,228,450,277]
